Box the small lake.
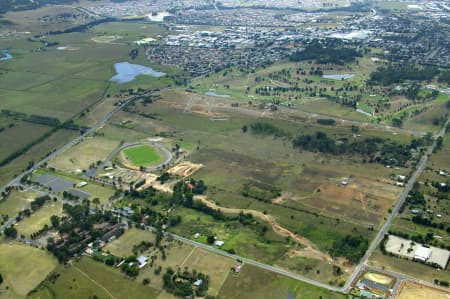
[110,62,166,83]
[205,91,230,98]
[322,73,354,80]
[0,50,12,61]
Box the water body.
[322,73,354,80]
[0,50,12,61]
[110,62,166,83]
[205,91,231,98]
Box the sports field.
[122,145,162,167]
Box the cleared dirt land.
[0,242,57,299]
[397,282,450,299]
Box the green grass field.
[15,201,63,238]
[217,264,346,299]
[0,190,38,218]
[28,257,160,299]
[0,242,57,299]
[122,144,162,167]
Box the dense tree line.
[369,65,439,85]
[329,235,368,263]
[290,40,361,64]
[438,70,450,84]
[249,122,288,137]
[292,131,414,165]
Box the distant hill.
[0,0,88,14]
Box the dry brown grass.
[397,282,450,299]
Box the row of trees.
[369,65,440,85]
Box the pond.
[322,73,354,80]
[0,50,12,61]
[110,62,166,83]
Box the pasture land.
[0,5,88,32]
[0,119,52,162]
[0,242,57,299]
[217,264,346,299]
[0,129,77,186]
[122,144,162,167]
[397,281,450,299]
[104,228,156,257]
[15,200,63,238]
[0,190,39,218]
[28,257,160,299]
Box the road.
[344,116,450,291]
[0,88,448,296]
[0,95,143,195]
[201,94,426,137]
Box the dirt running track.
[195,195,333,262]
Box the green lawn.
[122,144,162,167]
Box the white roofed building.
[414,246,432,262]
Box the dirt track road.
[195,195,333,262]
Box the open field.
[397,281,450,299]
[104,228,156,257]
[121,144,162,167]
[0,242,57,299]
[0,120,52,162]
[0,190,38,218]
[28,257,160,299]
[15,201,63,238]
[181,247,235,296]
[49,136,120,173]
[217,264,346,299]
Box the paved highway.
[344,116,450,291]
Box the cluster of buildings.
[385,234,450,269]
[147,27,300,77]
[174,8,327,27]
